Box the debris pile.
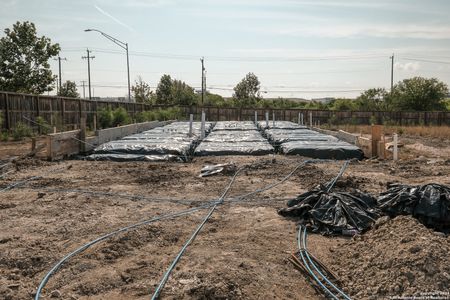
[329,216,450,299]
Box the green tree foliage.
[58,80,79,98]
[201,92,229,107]
[155,74,198,105]
[0,21,60,94]
[330,98,357,111]
[132,76,154,104]
[355,88,388,111]
[389,77,448,111]
[155,74,173,105]
[112,107,131,126]
[171,79,196,106]
[233,72,261,107]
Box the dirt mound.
[329,216,450,299]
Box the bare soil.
[0,135,449,300]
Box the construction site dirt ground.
[0,135,449,300]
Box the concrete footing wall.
[46,120,172,160]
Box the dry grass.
[325,124,450,139]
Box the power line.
[62,47,387,62]
[400,57,450,65]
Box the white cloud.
[272,23,450,40]
[394,62,421,72]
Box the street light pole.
[85,29,131,102]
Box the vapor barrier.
[260,121,363,160]
[194,121,274,156]
[87,122,213,162]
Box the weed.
[12,122,33,140]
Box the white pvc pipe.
[265,112,269,127]
[309,112,313,128]
[189,114,193,137]
[301,113,304,125]
[298,112,301,125]
[254,111,257,124]
[393,133,398,161]
[272,112,275,126]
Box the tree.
[155,74,198,106]
[233,72,261,107]
[389,77,448,111]
[58,80,79,98]
[355,88,388,111]
[171,79,197,106]
[132,76,154,104]
[0,21,60,94]
[155,74,173,105]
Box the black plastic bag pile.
[278,188,380,235]
[278,183,450,235]
[377,183,450,231]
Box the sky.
[1,0,450,99]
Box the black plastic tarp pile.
[194,121,274,156]
[279,182,450,235]
[278,187,380,235]
[88,122,213,161]
[377,183,450,231]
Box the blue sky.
[2,0,450,99]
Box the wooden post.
[46,135,52,161]
[31,137,36,152]
[93,114,97,132]
[60,97,65,130]
[393,133,398,161]
[371,125,382,157]
[5,93,11,130]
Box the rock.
[408,245,421,253]
[374,216,390,228]
[50,290,61,298]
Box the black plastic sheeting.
[257,120,307,130]
[278,188,380,235]
[377,183,450,231]
[87,154,182,162]
[214,121,258,131]
[281,141,364,160]
[258,121,363,160]
[194,121,274,156]
[87,122,213,161]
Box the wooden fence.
[178,106,450,126]
[0,91,449,132]
[0,92,152,131]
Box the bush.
[136,111,157,122]
[12,122,33,140]
[98,107,114,129]
[112,107,131,126]
[0,131,9,142]
[36,116,50,134]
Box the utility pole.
[390,53,394,93]
[54,56,67,94]
[82,49,95,100]
[80,80,86,98]
[200,57,205,105]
